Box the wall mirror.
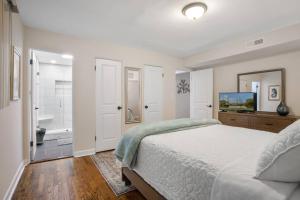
[125,67,142,123]
[238,68,285,112]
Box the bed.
[121,124,300,200]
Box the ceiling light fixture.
[182,2,207,20]
[50,60,57,64]
[62,54,73,59]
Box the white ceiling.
[16,0,300,57]
[35,50,73,66]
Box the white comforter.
[133,124,299,200]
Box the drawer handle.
[265,123,273,126]
[230,118,236,121]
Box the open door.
[30,51,39,159]
[190,68,213,120]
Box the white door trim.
[27,49,74,162]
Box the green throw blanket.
[115,118,220,168]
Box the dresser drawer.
[218,111,298,133]
[252,117,295,133]
[219,113,249,128]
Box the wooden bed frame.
[122,167,166,200]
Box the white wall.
[183,22,300,118]
[0,13,24,199]
[176,72,190,118]
[23,27,183,157]
[212,50,300,117]
[184,23,300,68]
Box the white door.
[190,68,213,120]
[144,65,163,123]
[96,59,122,152]
[31,51,40,159]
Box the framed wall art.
[11,46,21,101]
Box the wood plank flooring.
[13,157,145,200]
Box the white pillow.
[255,119,300,182]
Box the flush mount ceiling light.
[182,2,207,20]
[62,54,73,59]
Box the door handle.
[145,105,149,109]
[117,106,122,110]
[207,105,212,108]
[35,107,39,110]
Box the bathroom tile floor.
[32,139,73,162]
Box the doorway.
[175,70,190,118]
[30,50,73,162]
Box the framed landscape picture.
[268,85,280,101]
[11,46,21,101]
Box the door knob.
[207,105,212,108]
[145,105,149,109]
[117,106,122,110]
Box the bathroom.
[31,50,73,162]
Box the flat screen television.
[219,92,257,112]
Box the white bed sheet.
[133,124,299,200]
[290,187,300,200]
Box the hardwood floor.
[13,157,145,200]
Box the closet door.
[144,65,163,123]
[96,59,122,152]
[190,68,213,120]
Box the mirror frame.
[125,67,142,124]
[237,68,286,105]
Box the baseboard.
[24,159,30,166]
[4,160,27,200]
[73,148,95,157]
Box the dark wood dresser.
[218,111,299,133]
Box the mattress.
[133,124,299,200]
